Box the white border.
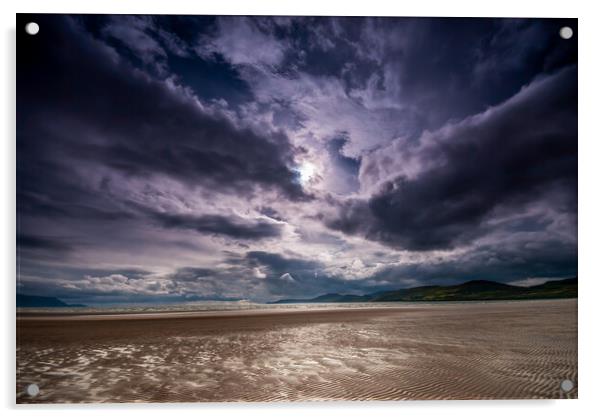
[2,1,601,417]
[3,0,583,17]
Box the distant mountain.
[16,294,86,308]
[270,278,577,304]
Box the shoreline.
[16,297,577,321]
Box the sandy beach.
[16,299,577,403]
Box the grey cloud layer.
[328,67,577,251]
[149,212,283,239]
[17,15,577,302]
[19,16,308,204]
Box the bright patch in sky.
[298,161,317,184]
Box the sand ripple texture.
[16,299,577,403]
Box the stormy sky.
[17,15,577,303]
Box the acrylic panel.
[16,14,578,403]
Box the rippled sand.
[16,299,577,403]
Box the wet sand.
[16,299,577,403]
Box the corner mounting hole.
[25,22,39,36]
[559,26,573,40]
[560,379,574,392]
[26,383,39,397]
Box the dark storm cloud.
[329,67,577,251]
[368,238,577,287]
[78,15,255,104]
[169,267,217,282]
[245,251,321,273]
[16,234,73,254]
[278,18,577,155]
[150,212,283,239]
[18,187,133,222]
[17,15,308,203]
[360,17,577,133]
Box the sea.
[16,299,522,315]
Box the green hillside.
[271,278,577,304]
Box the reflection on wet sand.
[17,299,577,403]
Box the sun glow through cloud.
[298,161,317,185]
